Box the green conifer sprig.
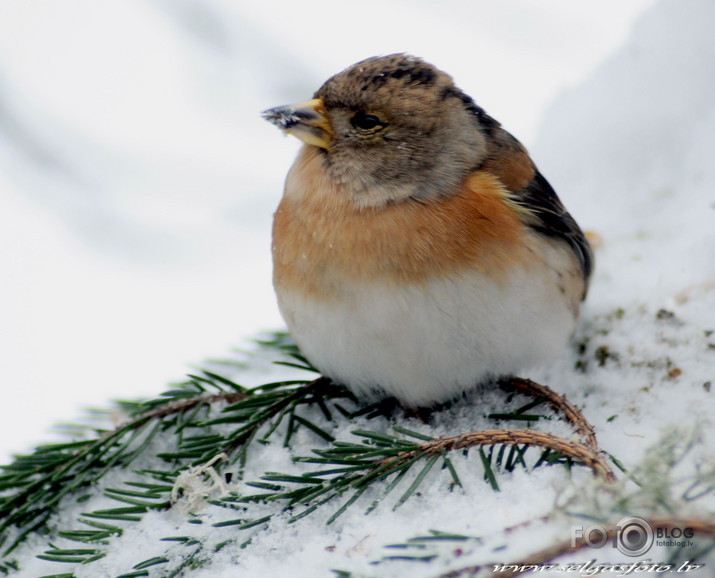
[210,422,615,533]
[0,332,621,576]
[0,367,367,574]
[334,431,715,578]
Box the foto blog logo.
[572,516,654,557]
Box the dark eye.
[350,112,385,131]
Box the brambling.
[263,54,593,407]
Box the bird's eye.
[350,112,385,131]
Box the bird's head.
[263,54,497,207]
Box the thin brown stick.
[97,390,250,441]
[137,391,249,422]
[383,428,616,482]
[123,376,331,434]
[439,517,715,577]
[499,377,599,450]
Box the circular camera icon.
[616,516,654,557]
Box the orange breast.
[273,147,533,299]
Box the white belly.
[277,265,577,406]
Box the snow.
[3,0,715,576]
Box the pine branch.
[212,377,338,457]
[0,367,349,559]
[0,378,248,554]
[214,375,615,528]
[26,377,356,572]
[216,423,616,530]
[0,330,640,576]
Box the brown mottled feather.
[482,131,536,192]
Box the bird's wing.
[513,169,594,285]
[479,126,593,295]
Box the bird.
[263,54,593,408]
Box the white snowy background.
[2,0,715,576]
[0,0,656,462]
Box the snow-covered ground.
[4,0,715,575]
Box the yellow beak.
[262,98,333,149]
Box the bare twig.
[136,391,248,423]
[382,428,616,482]
[97,390,249,441]
[499,377,598,450]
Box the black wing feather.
[517,171,594,288]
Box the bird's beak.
[262,98,333,149]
